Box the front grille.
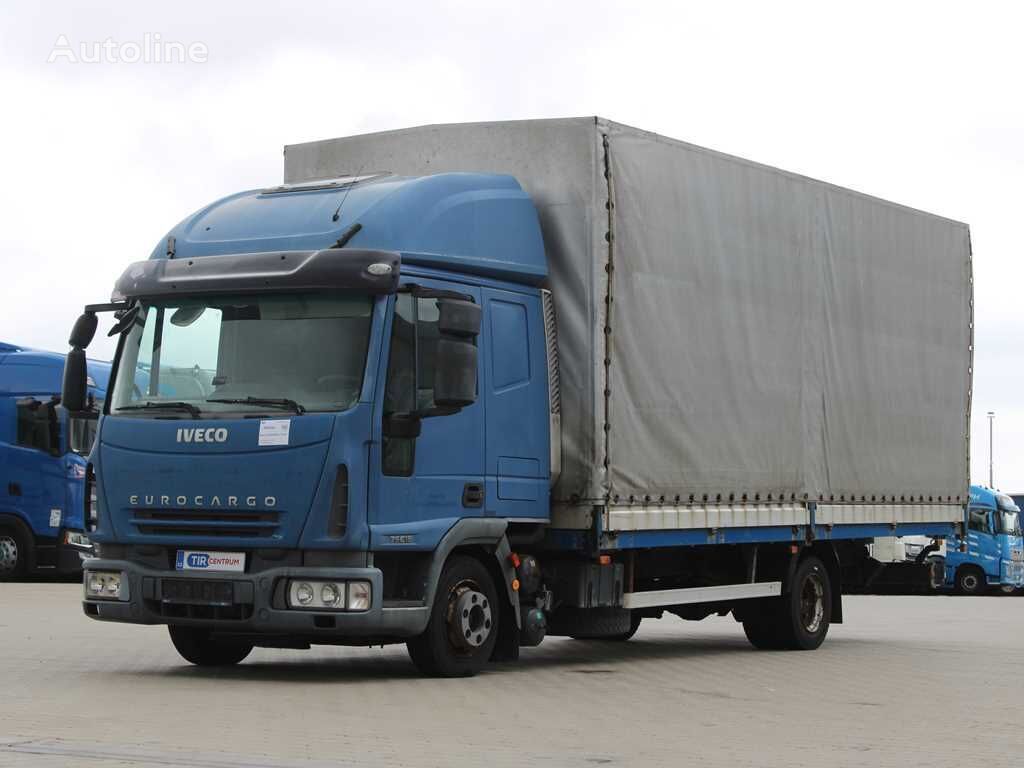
[131,508,280,539]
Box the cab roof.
[970,484,1019,512]
[0,343,111,397]
[148,173,547,285]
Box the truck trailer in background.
[0,342,109,578]
[64,118,973,676]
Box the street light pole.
[987,411,995,488]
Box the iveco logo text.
[129,494,276,508]
[176,427,228,443]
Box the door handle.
[462,483,484,508]
[8,482,20,497]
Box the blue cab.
[944,485,1023,594]
[0,343,110,578]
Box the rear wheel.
[168,626,253,666]
[0,527,28,581]
[743,555,831,651]
[407,555,499,677]
[955,566,986,595]
[742,617,784,650]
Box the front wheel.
[168,626,253,666]
[0,527,28,581]
[407,555,499,677]
[955,567,986,595]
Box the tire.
[568,610,642,642]
[407,555,500,677]
[742,618,785,650]
[0,526,29,581]
[743,555,831,651]
[168,626,253,666]
[955,567,986,595]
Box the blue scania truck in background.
[0,342,110,578]
[63,119,974,676]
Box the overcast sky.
[1,0,1020,491]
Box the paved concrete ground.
[0,585,1021,767]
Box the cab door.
[966,506,1000,580]
[9,398,65,535]
[369,278,485,548]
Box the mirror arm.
[85,301,131,314]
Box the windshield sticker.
[258,419,291,447]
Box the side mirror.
[438,298,481,337]
[69,312,98,349]
[383,413,422,439]
[62,348,89,414]
[433,338,477,408]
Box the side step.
[623,581,782,609]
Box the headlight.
[63,531,92,548]
[84,570,127,600]
[286,579,371,611]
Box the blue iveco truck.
[63,119,974,676]
[941,485,1023,594]
[0,342,110,578]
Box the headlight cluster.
[287,580,371,611]
[63,530,92,548]
[84,570,127,600]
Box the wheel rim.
[962,573,979,591]
[799,570,825,634]
[0,535,19,574]
[446,581,493,652]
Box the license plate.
[162,579,234,605]
[175,550,245,573]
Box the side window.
[381,292,478,476]
[383,295,416,476]
[968,507,992,534]
[15,398,58,454]
[415,298,441,411]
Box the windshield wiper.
[206,396,306,415]
[117,401,201,418]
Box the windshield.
[110,293,373,416]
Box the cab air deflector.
[111,248,400,301]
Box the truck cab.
[944,485,1023,594]
[0,343,110,578]
[65,173,556,674]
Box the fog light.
[321,583,343,608]
[84,570,125,600]
[294,582,314,606]
[348,581,371,611]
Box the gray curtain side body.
[285,118,972,507]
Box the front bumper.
[999,559,1024,587]
[81,558,430,640]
